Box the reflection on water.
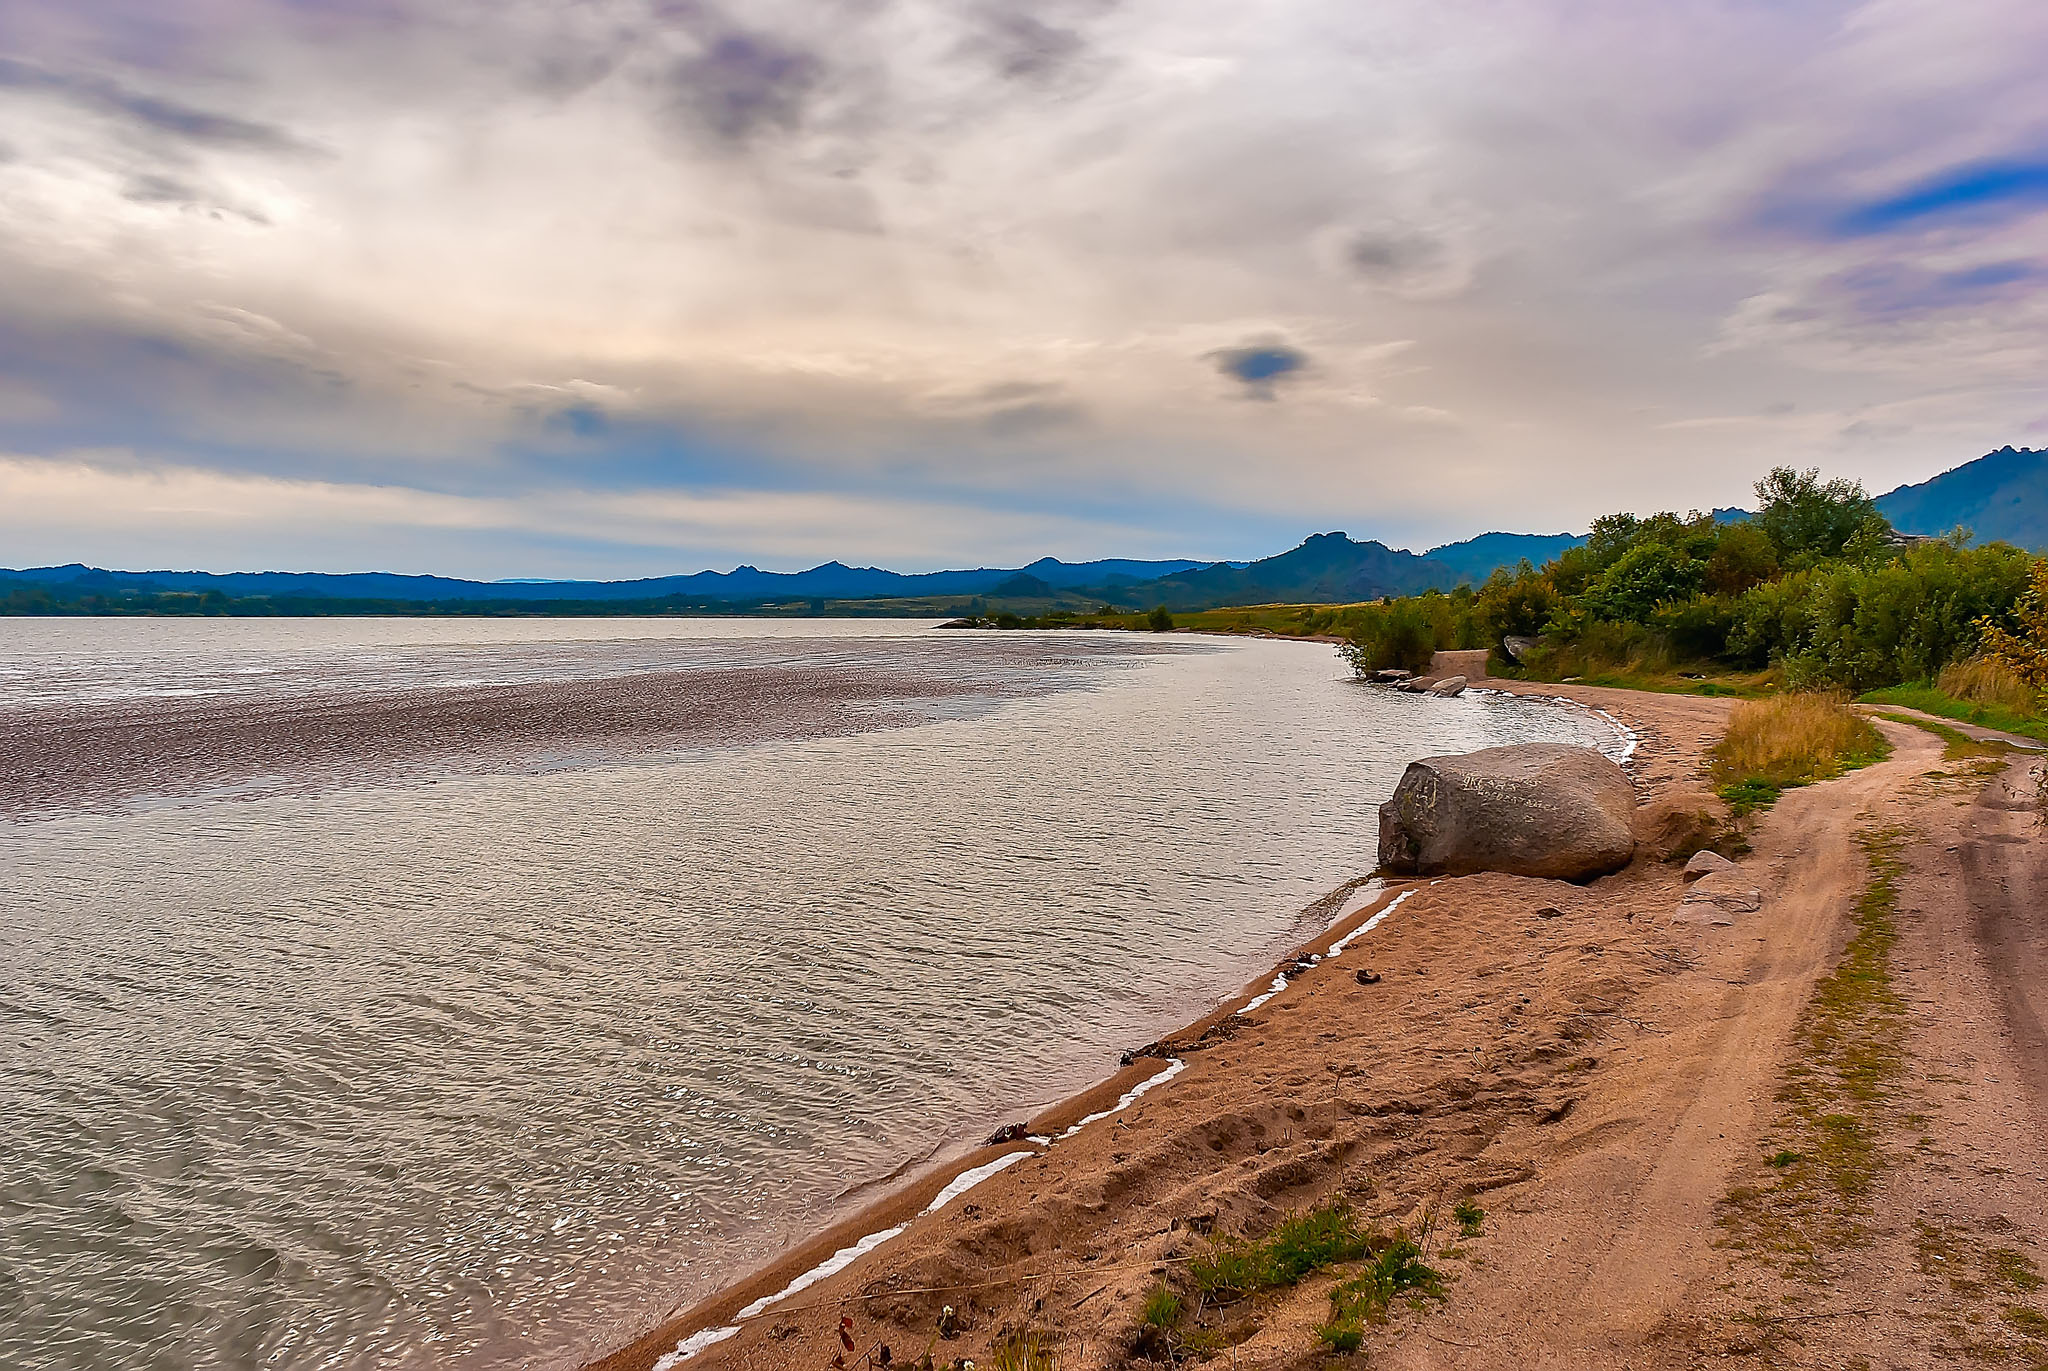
[0,619,1624,1370]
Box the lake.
[0,618,1626,1370]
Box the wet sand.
[0,666,992,819]
[584,683,2048,1371]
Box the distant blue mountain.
[0,555,1211,604]
[1420,531,1585,584]
[1876,446,2048,551]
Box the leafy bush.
[1978,561,2048,687]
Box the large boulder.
[1378,743,1637,882]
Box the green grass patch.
[1452,1198,1485,1238]
[1315,1239,1444,1352]
[1859,683,2048,745]
[1140,1282,1181,1329]
[1188,1199,1374,1298]
[1719,827,1909,1267]
[1867,711,2018,762]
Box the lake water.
[0,618,1626,1370]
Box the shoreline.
[579,677,1645,1371]
[582,877,1430,1371]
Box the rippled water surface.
[0,618,1625,1370]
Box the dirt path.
[584,688,2048,1371]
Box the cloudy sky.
[2,0,2045,577]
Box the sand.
[0,665,990,818]
[583,682,2048,1371]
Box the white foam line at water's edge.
[1060,1057,1187,1139]
[915,1148,1034,1218]
[1324,878,1387,928]
[1236,973,1290,1015]
[649,1151,1038,1366]
[1326,887,1418,958]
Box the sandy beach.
[585,682,2048,1371]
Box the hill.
[1134,533,1459,610]
[1420,531,1586,585]
[1876,446,2048,551]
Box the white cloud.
[0,0,2042,570]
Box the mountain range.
[1874,446,2048,548]
[6,448,2042,615]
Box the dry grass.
[1710,694,1891,814]
[1937,657,2042,718]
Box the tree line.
[1340,467,2045,696]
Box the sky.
[1,0,2045,578]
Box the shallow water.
[0,618,1625,1370]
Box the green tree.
[1754,467,1881,566]
[1474,561,1557,640]
[1147,605,1174,632]
[1580,542,1705,622]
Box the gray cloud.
[0,56,315,154]
[959,11,1088,82]
[665,31,828,145]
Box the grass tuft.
[1188,1199,1373,1298]
[1709,694,1890,815]
[1140,1283,1181,1329]
[1315,1239,1444,1351]
[1938,657,2042,717]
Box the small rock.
[1535,905,1563,919]
[1374,668,1413,682]
[1679,870,1763,918]
[984,1122,1030,1145]
[1426,675,1468,697]
[1355,969,1382,985]
[1682,850,1738,882]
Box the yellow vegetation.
[1710,694,1889,813]
[1936,656,2041,718]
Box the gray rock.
[1682,850,1738,882]
[1374,668,1413,682]
[1378,743,1637,882]
[1502,634,1540,663]
[1425,675,1468,697]
[1678,871,1762,917]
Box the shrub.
[1147,606,1174,632]
[1977,561,2048,687]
